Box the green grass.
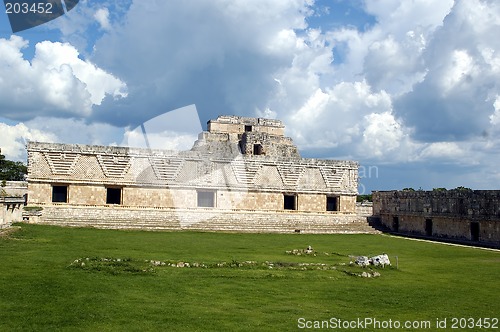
[0,224,499,331]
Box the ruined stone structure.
[0,182,27,229]
[25,115,375,233]
[373,190,500,247]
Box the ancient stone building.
[25,116,374,233]
[0,182,27,229]
[373,190,500,247]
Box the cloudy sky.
[0,0,499,193]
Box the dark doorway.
[392,216,399,232]
[52,185,68,203]
[106,187,122,205]
[284,194,296,210]
[253,144,263,155]
[470,222,480,241]
[425,219,433,236]
[326,196,338,211]
[458,198,466,214]
[245,125,252,132]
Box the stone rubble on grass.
[285,245,316,256]
[354,256,371,267]
[371,254,391,267]
[360,271,381,278]
[353,254,391,267]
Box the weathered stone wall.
[373,190,500,216]
[216,190,282,210]
[0,197,25,228]
[1,181,28,197]
[207,115,285,136]
[356,202,373,217]
[340,196,356,213]
[26,115,362,232]
[28,182,356,214]
[373,190,500,246]
[27,183,51,204]
[239,132,299,158]
[27,143,358,206]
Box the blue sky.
[1,0,499,193]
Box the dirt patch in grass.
[0,226,21,239]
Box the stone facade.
[25,115,369,233]
[373,190,500,246]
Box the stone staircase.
[31,205,379,234]
[183,211,378,233]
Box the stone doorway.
[425,219,433,236]
[470,222,480,241]
[392,216,399,232]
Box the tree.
[0,152,27,182]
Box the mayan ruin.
[23,115,375,233]
[372,190,500,247]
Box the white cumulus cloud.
[94,8,111,31]
[0,36,127,121]
[0,123,57,160]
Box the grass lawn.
[0,223,499,331]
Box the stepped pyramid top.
[207,115,285,136]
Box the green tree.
[454,186,472,191]
[0,152,27,181]
[357,194,372,202]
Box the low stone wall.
[0,197,25,228]
[356,202,373,217]
[1,181,28,197]
[23,204,379,234]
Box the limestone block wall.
[374,190,500,246]
[28,183,52,204]
[1,181,28,197]
[207,116,285,136]
[481,220,500,243]
[356,202,373,217]
[28,181,356,214]
[377,213,500,244]
[216,190,282,210]
[123,187,176,208]
[340,196,356,213]
[239,132,299,158]
[70,184,106,205]
[373,190,500,216]
[1,197,25,228]
[297,193,324,212]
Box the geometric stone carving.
[149,157,183,182]
[231,159,261,185]
[97,155,131,178]
[254,165,284,188]
[277,164,305,187]
[176,160,201,184]
[320,167,343,188]
[126,157,157,184]
[298,167,326,189]
[73,155,106,180]
[44,152,79,175]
